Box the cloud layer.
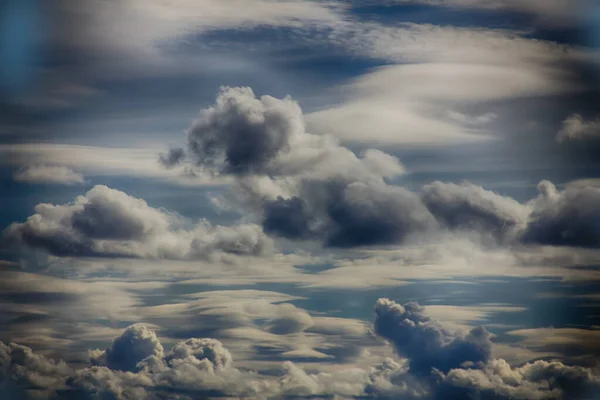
[12,165,85,185]
[1,298,599,399]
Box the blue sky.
[2,1,600,399]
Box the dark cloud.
[0,340,72,398]
[91,325,165,372]
[326,182,437,248]
[3,185,273,260]
[186,86,297,175]
[170,86,578,250]
[374,298,492,376]
[158,148,186,169]
[521,180,600,248]
[421,181,527,244]
[2,302,600,399]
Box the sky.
[2,0,600,399]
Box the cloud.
[439,358,600,400]
[3,185,273,260]
[158,147,185,168]
[0,143,222,186]
[91,325,165,372]
[372,298,600,399]
[54,0,344,60]
[556,113,600,143]
[12,165,84,185]
[167,86,600,251]
[521,180,600,248]
[374,298,493,375]
[421,181,529,244]
[0,340,73,398]
[175,86,448,248]
[2,298,600,399]
[306,22,585,145]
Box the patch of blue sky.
[0,0,44,96]
[348,2,531,31]
[164,277,600,335]
[0,173,238,232]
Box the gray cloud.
[167,87,600,251]
[556,114,600,143]
[186,86,298,175]
[13,165,85,186]
[91,325,165,372]
[374,298,493,376]
[521,181,600,248]
[2,300,600,399]
[421,181,528,244]
[158,147,186,169]
[3,185,273,260]
[373,297,600,400]
[0,341,72,398]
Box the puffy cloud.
[264,181,437,247]
[174,87,446,248]
[167,86,600,251]
[185,86,406,182]
[3,185,273,260]
[0,341,72,398]
[421,181,528,244]
[521,181,600,248]
[374,299,493,375]
[556,114,600,143]
[372,297,600,399]
[91,325,164,372]
[187,86,300,176]
[164,338,232,372]
[439,358,600,400]
[2,302,600,400]
[12,165,85,185]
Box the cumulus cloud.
[91,325,164,372]
[13,165,84,185]
[373,298,600,400]
[3,301,600,399]
[556,114,600,143]
[421,181,529,244]
[3,185,273,260]
[172,86,453,248]
[521,180,600,248]
[374,298,493,376]
[162,86,600,251]
[0,341,72,398]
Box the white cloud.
[307,23,586,145]
[13,165,85,185]
[4,184,273,261]
[56,0,345,59]
[556,113,600,142]
[0,143,224,186]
